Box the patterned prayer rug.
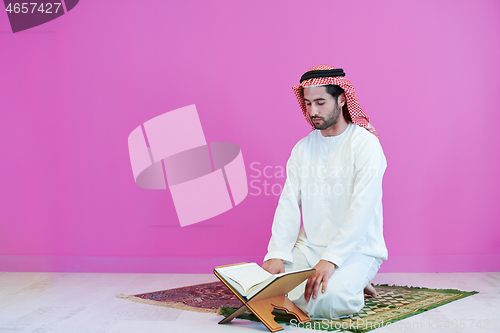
[118,281,242,313]
[118,282,477,332]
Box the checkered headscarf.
[292,64,378,138]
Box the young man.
[262,65,388,319]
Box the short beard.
[310,104,341,130]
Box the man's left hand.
[304,260,336,301]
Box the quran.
[214,263,314,300]
[214,262,315,332]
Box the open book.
[214,263,314,300]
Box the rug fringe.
[116,294,221,314]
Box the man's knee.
[319,279,364,318]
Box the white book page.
[219,263,272,294]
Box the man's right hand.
[262,259,285,274]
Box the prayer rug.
[118,282,477,332]
[117,281,242,313]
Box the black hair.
[324,85,344,100]
[324,85,351,122]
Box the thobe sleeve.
[320,135,387,267]
[263,144,302,264]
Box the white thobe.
[263,123,388,318]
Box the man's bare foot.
[364,283,378,298]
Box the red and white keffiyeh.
[292,64,378,138]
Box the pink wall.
[0,0,499,273]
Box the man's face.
[303,86,342,130]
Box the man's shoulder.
[287,130,317,160]
[348,124,381,148]
[299,129,318,142]
[348,124,386,166]
[292,130,317,149]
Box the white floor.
[0,272,498,333]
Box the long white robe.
[264,123,388,268]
